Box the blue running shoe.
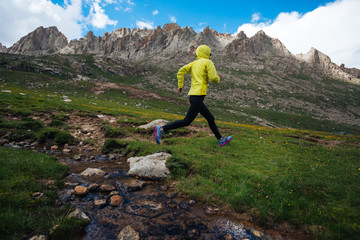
[155,125,164,144]
[218,136,233,147]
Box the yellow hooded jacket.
[177,45,220,96]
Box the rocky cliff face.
[0,43,7,52]
[296,48,359,84]
[7,26,68,55]
[6,25,360,83]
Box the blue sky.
[0,0,360,68]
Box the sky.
[0,0,359,68]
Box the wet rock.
[74,186,89,197]
[249,228,263,238]
[95,155,108,161]
[110,195,124,207]
[127,152,171,179]
[206,207,220,215]
[68,208,90,221]
[0,139,9,145]
[117,225,139,240]
[94,199,108,208]
[32,192,44,200]
[51,145,58,151]
[81,168,106,177]
[100,184,115,192]
[29,235,47,240]
[109,191,120,197]
[223,233,235,240]
[124,179,146,192]
[63,148,71,154]
[88,183,99,192]
[138,119,168,129]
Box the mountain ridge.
[6,25,360,84]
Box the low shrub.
[102,138,128,154]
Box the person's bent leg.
[162,96,204,132]
[199,103,222,140]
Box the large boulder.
[138,119,168,130]
[127,152,171,179]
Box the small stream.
[5,141,281,240]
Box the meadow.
[0,54,359,239]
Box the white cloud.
[152,10,159,15]
[235,0,360,68]
[136,20,154,29]
[170,16,177,23]
[251,12,261,23]
[88,0,118,29]
[0,0,84,46]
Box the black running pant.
[162,95,222,139]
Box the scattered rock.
[74,155,82,160]
[97,115,105,118]
[206,207,220,215]
[80,168,106,177]
[110,195,123,207]
[100,184,116,192]
[1,90,11,93]
[138,119,168,129]
[68,208,90,221]
[74,186,89,197]
[63,148,71,154]
[51,145,58,151]
[109,191,120,197]
[124,179,146,192]
[29,235,47,240]
[94,199,108,208]
[88,183,99,191]
[32,192,44,200]
[127,152,171,179]
[117,225,140,240]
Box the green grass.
[0,147,87,240]
[119,127,360,239]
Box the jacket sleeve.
[207,60,220,84]
[177,63,192,88]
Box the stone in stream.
[80,168,106,177]
[100,184,116,192]
[94,199,108,208]
[68,208,90,222]
[117,225,139,240]
[29,235,47,240]
[127,152,171,179]
[110,195,124,207]
[88,183,99,192]
[74,186,89,197]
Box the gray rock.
[29,235,47,240]
[68,208,90,222]
[117,225,139,240]
[138,119,168,129]
[94,199,108,208]
[127,152,171,179]
[80,168,106,177]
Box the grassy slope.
[0,54,360,239]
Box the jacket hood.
[196,45,211,59]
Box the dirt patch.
[91,82,177,103]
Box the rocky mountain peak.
[162,23,181,32]
[0,42,7,52]
[8,26,68,55]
